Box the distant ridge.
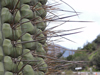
[47,44,75,57]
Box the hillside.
[47,44,75,57]
[81,34,100,60]
[66,34,100,70]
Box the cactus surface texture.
[0,0,47,75]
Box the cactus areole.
[0,0,47,75]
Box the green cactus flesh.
[0,0,47,75]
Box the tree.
[93,34,100,45]
[66,55,73,61]
[82,42,97,53]
[90,50,100,70]
[73,51,89,61]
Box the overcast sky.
[47,0,100,49]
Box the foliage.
[65,33,100,71]
[66,55,73,61]
[90,50,100,70]
[93,35,100,45]
[66,51,88,61]
[80,34,100,53]
[88,51,98,60]
[77,34,100,70]
[82,42,97,53]
[73,52,88,61]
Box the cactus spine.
[0,0,47,75]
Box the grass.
[88,51,98,60]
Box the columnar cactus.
[0,0,47,75]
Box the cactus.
[0,0,47,75]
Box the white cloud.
[52,22,100,49]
